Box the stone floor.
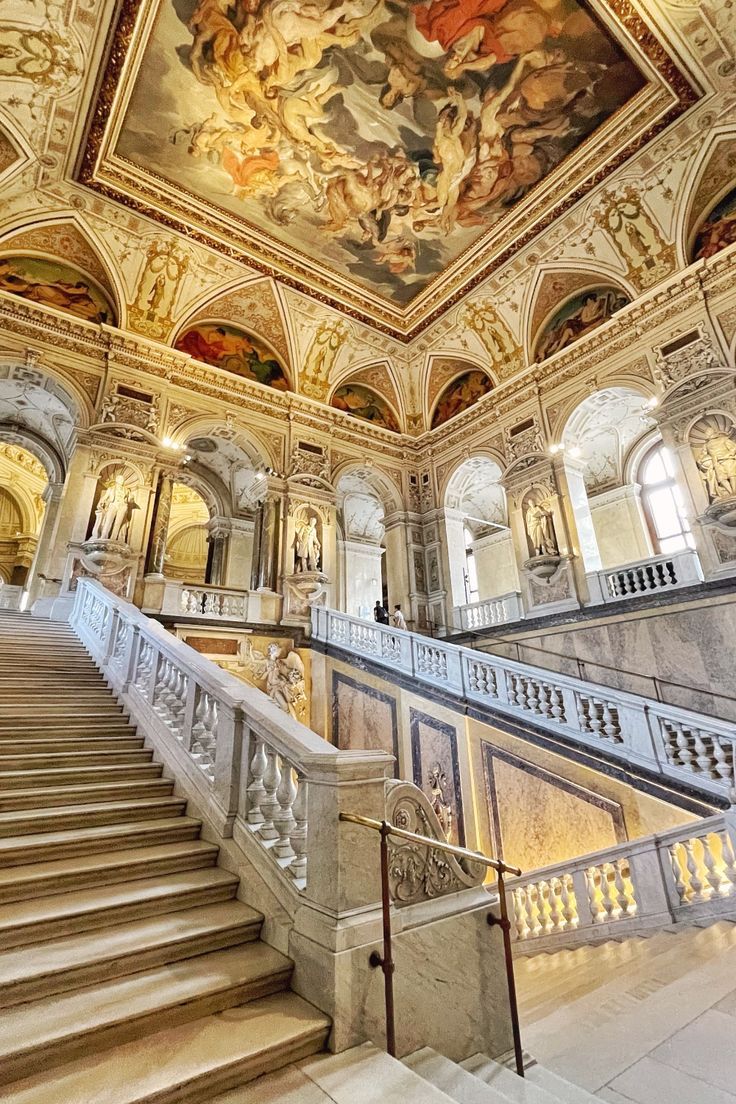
[517,920,736,1102]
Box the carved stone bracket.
[385,780,484,907]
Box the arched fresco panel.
[535,286,630,361]
[693,185,736,261]
[174,323,290,391]
[431,371,492,429]
[331,385,400,433]
[0,256,115,324]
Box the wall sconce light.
[549,442,565,455]
[645,396,659,409]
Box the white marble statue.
[91,474,138,543]
[525,499,558,557]
[697,434,736,502]
[238,640,306,720]
[294,515,321,572]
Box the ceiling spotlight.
[645,396,659,409]
[549,443,565,455]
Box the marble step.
[0,838,219,902]
[0,777,175,813]
[0,746,154,769]
[0,709,126,725]
[5,719,136,738]
[523,1064,601,1104]
[0,866,239,949]
[0,814,202,868]
[210,1043,461,1104]
[0,762,164,791]
[0,899,263,1007]
[0,795,187,836]
[0,942,294,1085]
[0,735,145,753]
[404,1047,517,1102]
[2,991,331,1104]
[460,1055,558,1104]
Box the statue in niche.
[91,474,138,543]
[238,640,306,721]
[525,497,558,557]
[428,763,453,842]
[697,434,736,502]
[294,515,321,572]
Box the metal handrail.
[339,812,525,1077]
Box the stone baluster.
[668,842,687,904]
[718,827,736,892]
[288,771,308,884]
[692,730,713,777]
[559,874,577,930]
[613,859,634,917]
[512,888,529,940]
[682,838,704,903]
[273,760,297,862]
[700,835,724,898]
[548,877,564,933]
[246,738,268,826]
[258,748,281,841]
[713,740,732,787]
[585,866,604,923]
[675,723,694,771]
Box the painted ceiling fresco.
[114,0,646,308]
[534,285,629,360]
[0,256,114,324]
[694,187,736,261]
[174,323,289,389]
[431,369,492,427]
[332,383,400,431]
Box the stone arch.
[0,215,124,327]
[442,455,515,608]
[170,276,293,377]
[0,359,84,474]
[176,426,270,516]
[677,129,736,266]
[165,414,276,472]
[332,460,403,518]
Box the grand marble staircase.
[0,611,330,1100]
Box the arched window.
[638,443,694,554]
[464,525,479,603]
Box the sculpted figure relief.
[525,497,558,556]
[91,474,138,543]
[697,434,736,502]
[294,515,321,572]
[238,640,306,720]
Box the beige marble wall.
[473,530,518,599]
[589,484,652,568]
[493,590,736,721]
[316,653,695,874]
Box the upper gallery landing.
[77,0,697,338]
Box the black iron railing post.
[369,820,397,1056]
[488,870,525,1078]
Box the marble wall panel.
[409,708,465,847]
[483,743,626,872]
[332,671,399,773]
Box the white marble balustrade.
[71,580,390,897]
[153,578,282,624]
[586,548,703,604]
[456,592,524,631]
[507,813,736,951]
[312,606,736,804]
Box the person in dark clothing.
[374,600,389,624]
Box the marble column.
[205,519,229,586]
[254,494,280,591]
[223,517,254,590]
[24,481,64,604]
[145,473,173,578]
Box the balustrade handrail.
[340,811,524,1077]
[472,637,736,714]
[313,606,736,806]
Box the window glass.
[638,443,694,554]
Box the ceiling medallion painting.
[82,0,697,337]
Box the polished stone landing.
[517,920,736,1101]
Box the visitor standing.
[392,604,407,630]
[374,600,389,624]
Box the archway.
[562,387,656,570]
[0,442,47,604]
[335,469,387,618]
[444,457,516,608]
[164,483,210,584]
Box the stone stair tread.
[0,942,293,1070]
[0,737,145,751]
[0,866,239,933]
[0,813,200,853]
[0,748,153,763]
[2,991,330,1104]
[0,900,262,991]
[0,764,161,784]
[460,1055,558,1103]
[0,778,173,810]
[0,795,185,827]
[0,839,219,890]
[404,1047,517,1102]
[523,1064,600,1103]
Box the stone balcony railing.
[585,548,703,604]
[506,813,736,953]
[146,578,282,624]
[454,549,704,631]
[312,607,736,806]
[0,584,23,611]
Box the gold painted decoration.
[534,286,629,361]
[431,369,492,428]
[0,256,114,325]
[174,323,290,391]
[331,384,400,433]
